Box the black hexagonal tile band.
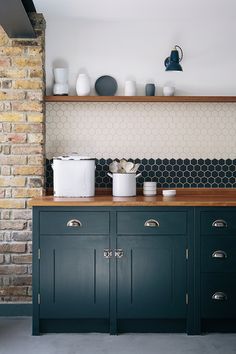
[45,158,236,189]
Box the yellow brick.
[27,133,44,144]
[11,144,43,155]
[0,155,26,165]
[13,80,43,90]
[12,123,43,133]
[29,69,43,78]
[0,199,25,209]
[13,166,44,176]
[12,101,43,112]
[0,47,24,56]
[0,176,26,187]
[0,69,26,79]
[0,91,25,100]
[26,91,43,101]
[28,47,42,56]
[0,112,25,122]
[13,57,42,68]
[12,188,43,198]
[27,113,44,122]
[28,155,44,165]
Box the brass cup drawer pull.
[212,219,227,228]
[66,219,82,227]
[144,219,160,227]
[212,292,227,301]
[212,250,227,259]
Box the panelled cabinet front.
[40,236,110,318]
[197,208,236,331]
[116,211,187,319]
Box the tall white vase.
[76,73,91,96]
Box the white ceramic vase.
[124,80,136,96]
[76,73,91,96]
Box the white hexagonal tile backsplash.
[46,102,236,159]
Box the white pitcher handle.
[107,173,113,179]
[135,173,141,178]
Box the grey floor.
[0,318,236,354]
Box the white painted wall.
[43,1,236,95]
[38,0,236,159]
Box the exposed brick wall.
[0,14,45,302]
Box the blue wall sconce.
[164,45,183,71]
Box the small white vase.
[124,80,136,96]
[76,73,91,96]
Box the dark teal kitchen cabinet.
[32,205,236,335]
[196,207,236,333]
[32,206,193,335]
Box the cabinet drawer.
[201,237,236,272]
[117,211,187,235]
[201,211,236,236]
[40,211,110,235]
[201,274,236,318]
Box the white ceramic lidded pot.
[76,73,91,96]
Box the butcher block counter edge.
[29,188,236,207]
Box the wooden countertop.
[29,189,236,207]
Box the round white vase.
[76,74,91,96]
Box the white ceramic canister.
[108,173,141,197]
[52,154,95,197]
[76,73,91,96]
[124,80,137,96]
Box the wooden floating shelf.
[45,95,236,103]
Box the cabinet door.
[40,236,109,319]
[117,236,187,319]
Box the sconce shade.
[165,45,183,71]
